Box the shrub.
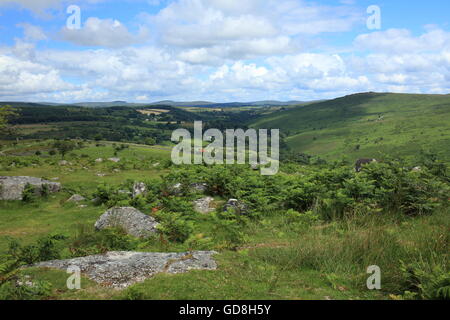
[156,211,193,243]
[211,209,248,249]
[0,277,52,300]
[22,183,38,203]
[8,234,67,265]
[69,225,139,257]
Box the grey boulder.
[190,183,208,193]
[0,176,61,201]
[193,197,215,214]
[95,207,159,238]
[132,182,147,198]
[223,199,249,215]
[67,194,86,203]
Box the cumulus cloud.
[17,23,47,41]
[0,50,75,98]
[147,0,362,61]
[59,17,149,48]
[354,28,450,53]
[1,1,449,102]
[0,0,108,14]
[0,0,62,13]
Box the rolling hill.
[250,92,450,162]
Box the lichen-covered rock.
[32,251,217,288]
[223,199,249,215]
[94,207,159,238]
[132,182,147,198]
[193,197,215,214]
[168,183,183,195]
[67,194,86,203]
[0,176,61,201]
[190,183,208,193]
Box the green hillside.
[250,93,450,162]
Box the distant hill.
[1,100,309,109]
[250,92,450,161]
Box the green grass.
[1,134,448,300]
[8,208,447,300]
[250,93,450,162]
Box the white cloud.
[0,0,108,14]
[0,50,75,97]
[147,0,362,61]
[0,0,61,13]
[59,17,149,48]
[17,23,47,41]
[1,1,449,102]
[354,28,450,53]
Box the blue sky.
[0,0,449,102]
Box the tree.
[0,105,17,131]
[144,137,156,146]
[53,140,76,159]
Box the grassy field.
[1,92,449,300]
[250,93,450,162]
[0,140,448,300]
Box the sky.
[0,0,449,103]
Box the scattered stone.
[95,207,159,238]
[113,169,121,173]
[67,194,86,203]
[193,197,215,214]
[191,183,208,193]
[412,166,422,172]
[32,251,217,288]
[152,162,160,167]
[78,205,88,208]
[16,275,34,288]
[108,158,121,163]
[223,199,249,215]
[51,177,60,181]
[355,158,377,172]
[132,182,147,198]
[96,173,106,177]
[95,158,103,163]
[59,160,70,166]
[169,183,183,195]
[0,176,61,201]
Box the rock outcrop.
[32,251,218,288]
[132,182,147,198]
[223,199,249,215]
[95,207,159,238]
[191,183,208,193]
[193,197,215,214]
[67,194,86,203]
[0,176,61,201]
